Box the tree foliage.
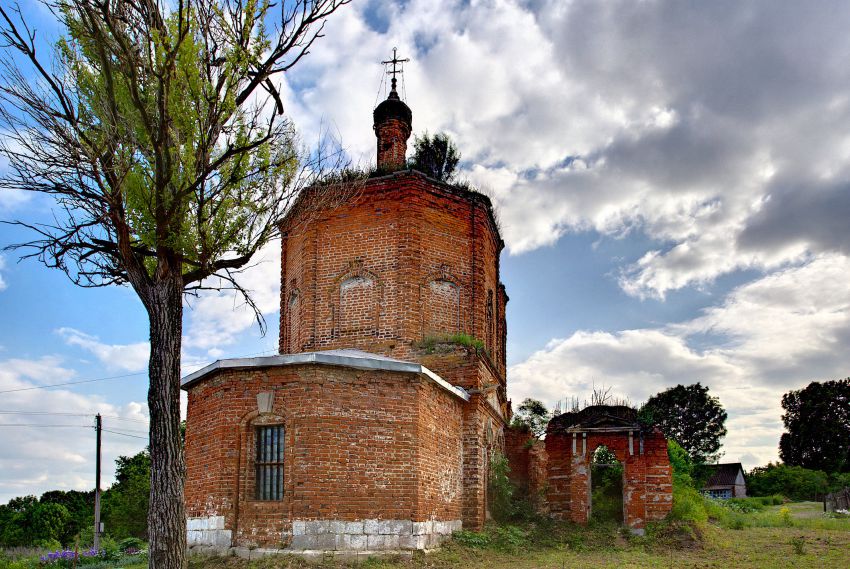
[779,378,850,473]
[0,496,72,547]
[0,3,351,566]
[642,383,728,463]
[510,398,551,438]
[746,462,850,501]
[0,450,153,547]
[39,490,94,544]
[408,132,460,181]
[103,451,151,540]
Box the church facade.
[182,78,510,553]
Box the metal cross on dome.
[381,47,409,92]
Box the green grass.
[181,508,850,569]
[414,333,485,354]
[7,503,848,569]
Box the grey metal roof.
[703,463,745,488]
[180,348,470,401]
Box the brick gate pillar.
[567,432,592,524]
[623,458,647,533]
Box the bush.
[117,536,145,553]
[725,498,767,513]
[488,454,515,523]
[451,524,531,553]
[670,481,708,524]
[747,463,839,501]
[489,525,530,553]
[452,529,490,548]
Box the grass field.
[6,502,848,568]
[175,502,850,569]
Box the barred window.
[255,425,284,500]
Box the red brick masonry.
[544,406,673,534]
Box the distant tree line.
[0,450,150,548]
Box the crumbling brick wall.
[278,171,507,380]
[544,426,672,532]
[544,406,672,533]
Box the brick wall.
[543,429,672,532]
[278,171,506,379]
[505,426,533,490]
[184,364,466,549]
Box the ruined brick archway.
[544,406,672,534]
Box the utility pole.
[94,413,102,551]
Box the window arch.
[284,286,300,352]
[421,265,463,336]
[327,260,384,338]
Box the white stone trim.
[288,518,462,551]
[187,516,231,547]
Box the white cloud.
[277,0,850,299]
[183,241,281,351]
[508,255,850,469]
[0,356,148,504]
[57,328,150,373]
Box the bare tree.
[0,1,351,567]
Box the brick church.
[182,59,672,555]
[182,67,509,552]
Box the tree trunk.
[145,276,187,569]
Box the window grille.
[255,425,284,500]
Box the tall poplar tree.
[0,2,350,567]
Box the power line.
[102,428,147,440]
[0,423,92,428]
[0,372,146,394]
[0,411,93,417]
[0,411,149,424]
[0,345,280,397]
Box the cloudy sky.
[1,0,850,503]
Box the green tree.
[409,132,460,181]
[0,498,32,547]
[40,490,94,544]
[0,2,349,567]
[103,451,151,540]
[642,383,728,463]
[30,502,71,545]
[746,463,831,500]
[779,378,850,473]
[0,496,70,547]
[510,398,552,438]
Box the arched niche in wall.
[420,264,463,337]
[283,283,300,352]
[329,259,383,338]
[486,289,495,358]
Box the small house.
[702,463,747,499]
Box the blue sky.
[2,0,850,503]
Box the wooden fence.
[824,487,850,513]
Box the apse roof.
[180,348,470,401]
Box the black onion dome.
[373,90,412,126]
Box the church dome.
[373,89,412,126]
